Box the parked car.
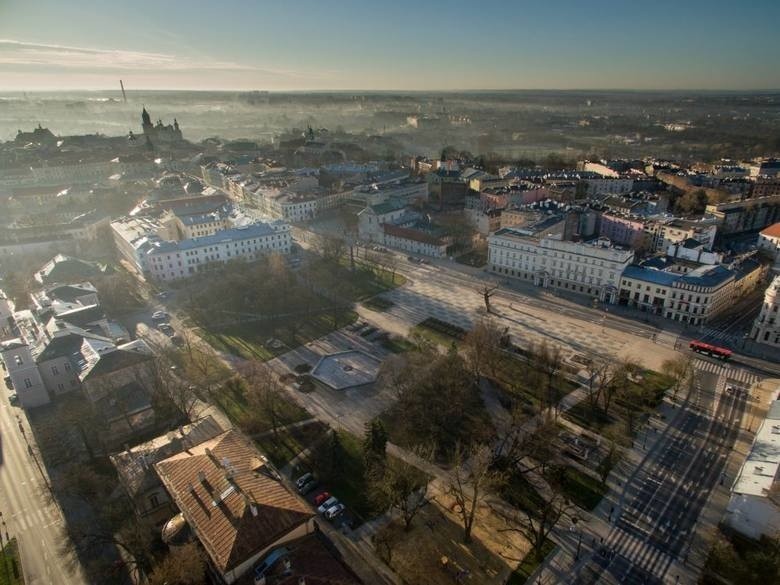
[317,496,339,514]
[298,478,319,495]
[152,310,169,321]
[324,503,346,520]
[313,491,331,507]
[8,393,18,406]
[158,323,175,336]
[295,472,314,489]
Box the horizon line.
[2,87,780,94]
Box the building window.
[24,378,32,388]
[149,494,160,508]
[51,366,59,375]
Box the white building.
[584,177,634,198]
[381,223,452,258]
[357,199,408,243]
[654,219,718,252]
[488,229,634,303]
[144,222,291,282]
[618,264,737,325]
[751,275,780,347]
[757,223,780,267]
[725,396,780,539]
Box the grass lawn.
[362,296,395,312]
[546,464,606,511]
[564,367,673,445]
[299,430,384,523]
[563,401,621,437]
[381,335,416,354]
[456,248,488,268]
[343,262,407,300]
[410,317,467,349]
[200,310,358,361]
[255,421,329,468]
[491,352,580,411]
[0,539,24,585]
[211,377,310,430]
[507,538,556,584]
[500,471,546,514]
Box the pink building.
[599,213,647,248]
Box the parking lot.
[294,470,357,532]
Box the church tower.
[141,107,153,137]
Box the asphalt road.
[574,364,747,585]
[0,392,87,585]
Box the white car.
[317,496,339,514]
[152,311,169,321]
[324,503,346,520]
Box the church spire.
[141,106,151,128]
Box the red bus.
[689,340,732,360]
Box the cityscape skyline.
[2,0,780,91]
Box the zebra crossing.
[10,505,61,533]
[693,358,760,390]
[578,370,749,585]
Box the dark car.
[297,478,319,495]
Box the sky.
[1,0,779,91]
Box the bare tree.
[373,522,405,565]
[145,352,201,421]
[370,455,430,531]
[148,542,207,585]
[462,317,504,381]
[447,443,505,543]
[385,254,399,284]
[316,233,347,265]
[497,488,573,562]
[478,283,499,314]
[239,360,286,438]
[529,342,564,418]
[662,355,693,401]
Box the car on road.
[317,496,339,514]
[324,503,346,520]
[313,491,331,507]
[152,310,169,321]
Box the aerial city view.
[1,1,780,584]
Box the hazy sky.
[1,0,779,91]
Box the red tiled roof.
[382,223,446,246]
[155,430,313,575]
[761,222,780,238]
